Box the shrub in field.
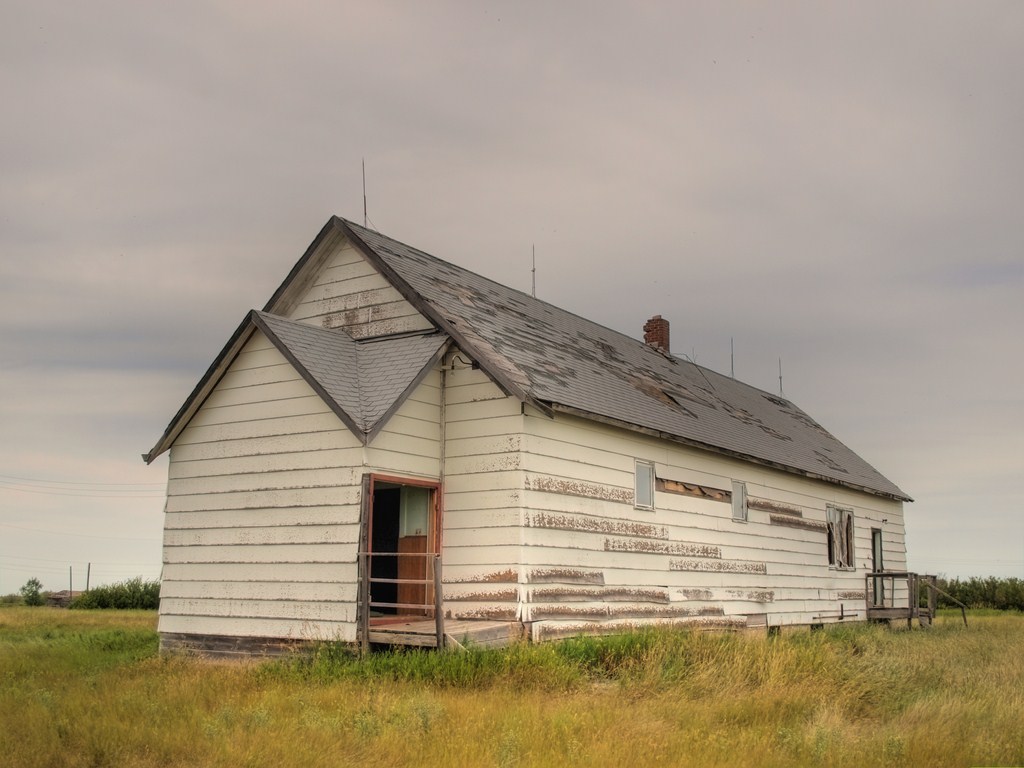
[1,592,23,605]
[936,576,1024,611]
[19,578,45,606]
[70,577,160,610]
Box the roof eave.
[142,311,260,464]
[547,403,912,503]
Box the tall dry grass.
[1,607,1022,767]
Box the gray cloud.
[1,1,1022,590]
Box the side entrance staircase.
[865,571,968,628]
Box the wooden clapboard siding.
[163,525,360,547]
[164,506,359,531]
[364,367,442,480]
[160,580,357,602]
[157,614,356,644]
[440,364,525,620]
[159,330,362,642]
[519,409,906,632]
[162,561,356,583]
[287,241,434,337]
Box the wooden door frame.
[871,527,885,606]
[357,473,442,644]
[363,473,442,556]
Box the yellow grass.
[1,607,1022,767]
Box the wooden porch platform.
[368,619,523,650]
[866,606,934,626]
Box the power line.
[0,555,161,570]
[0,520,160,544]
[0,487,164,499]
[0,482,163,499]
[0,473,165,488]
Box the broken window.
[635,460,654,509]
[826,505,855,569]
[731,480,747,522]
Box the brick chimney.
[643,315,670,353]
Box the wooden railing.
[865,571,967,628]
[358,551,444,652]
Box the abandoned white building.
[145,217,914,656]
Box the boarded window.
[826,505,855,569]
[635,460,654,509]
[731,480,747,522]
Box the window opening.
[731,480,747,522]
[826,505,855,570]
[635,460,654,509]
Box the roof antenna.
[778,357,785,396]
[362,158,368,227]
[531,244,536,298]
[730,337,735,378]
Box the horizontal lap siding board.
[164,505,360,531]
[163,525,360,547]
[160,580,357,602]
[160,598,356,623]
[167,446,363,479]
[162,562,356,583]
[157,614,354,644]
[521,410,907,634]
[159,330,361,642]
[171,414,347,446]
[287,241,434,337]
[441,365,525,622]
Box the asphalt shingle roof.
[341,219,910,501]
[255,311,447,440]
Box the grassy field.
[1,608,1022,767]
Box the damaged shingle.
[338,220,909,501]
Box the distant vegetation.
[936,576,1024,612]
[70,577,161,610]
[2,608,1023,766]
[19,578,45,607]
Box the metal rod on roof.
[731,337,734,378]
[532,244,536,298]
[779,357,784,396]
[362,158,367,227]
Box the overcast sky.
[2,2,1021,593]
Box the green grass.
[2,607,1023,766]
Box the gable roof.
[143,310,447,461]
[264,216,909,502]
[150,215,909,502]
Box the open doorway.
[365,476,440,623]
[871,528,885,606]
